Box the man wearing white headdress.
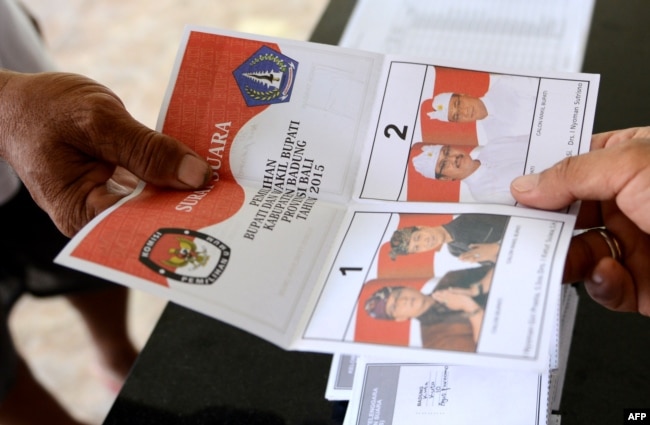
[428,74,539,145]
[412,134,528,205]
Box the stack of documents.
[340,0,595,73]
[331,1,595,423]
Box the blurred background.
[9,1,327,423]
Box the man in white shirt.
[412,135,528,205]
[428,74,539,145]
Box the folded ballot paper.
[326,285,579,425]
[331,1,593,423]
[57,27,598,375]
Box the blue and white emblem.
[233,45,298,107]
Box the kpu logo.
[139,228,230,285]
[233,45,298,107]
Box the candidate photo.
[425,72,540,145]
[361,265,495,352]
[388,213,509,265]
[409,135,529,204]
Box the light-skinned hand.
[511,127,650,316]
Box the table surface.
[106,1,650,424]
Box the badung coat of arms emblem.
[233,45,298,107]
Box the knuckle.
[549,155,578,181]
[120,130,176,182]
[74,93,127,145]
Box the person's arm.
[458,242,500,263]
[0,70,211,237]
[431,290,484,342]
[511,127,650,316]
[477,266,494,294]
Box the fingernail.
[178,154,210,188]
[591,271,604,285]
[511,173,539,193]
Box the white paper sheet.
[340,0,595,73]
[343,359,549,425]
[56,27,597,372]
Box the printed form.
[333,3,594,423]
[340,0,595,72]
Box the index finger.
[591,126,650,150]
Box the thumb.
[510,150,619,210]
[511,139,650,231]
[123,130,212,190]
[95,107,212,190]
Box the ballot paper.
[336,4,590,423]
[340,0,595,72]
[326,286,579,424]
[342,359,549,425]
[57,27,598,371]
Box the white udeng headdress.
[427,92,453,121]
[412,145,444,179]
